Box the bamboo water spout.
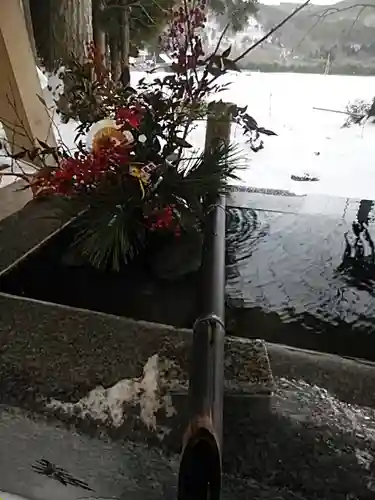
[178,103,231,500]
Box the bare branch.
[233,0,311,64]
[210,23,231,60]
[296,2,371,58]
[315,3,375,20]
[347,6,367,38]
[293,15,323,52]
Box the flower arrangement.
[6,1,275,273]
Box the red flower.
[36,143,131,197]
[115,107,143,129]
[146,205,181,236]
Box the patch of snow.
[277,377,375,441]
[36,67,48,90]
[46,354,176,430]
[159,53,173,64]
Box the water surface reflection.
[226,192,375,361]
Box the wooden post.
[204,101,232,156]
[21,0,37,61]
[178,102,232,500]
[0,0,56,155]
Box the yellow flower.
[129,165,151,199]
[129,165,150,184]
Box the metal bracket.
[193,313,225,332]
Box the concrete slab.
[1,371,375,500]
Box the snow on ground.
[2,69,375,200]
[209,71,375,200]
[116,71,375,201]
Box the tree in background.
[92,0,106,58]
[96,0,178,82]
[95,0,260,82]
[30,0,93,71]
[28,0,260,77]
[209,0,258,32]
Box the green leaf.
[207,66,224,77]
[222,46,232,58]
[37,139,50,149]
[175,137,193,148]
[258,127,277,136]
[161,141,244,213]
[223,59,240,72]
[36,94,47,107]
[11,150,27,160]
[69,182,147,272]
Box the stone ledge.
[268,341,375,408]
[0,293,274,443]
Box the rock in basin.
[150,228,203,280]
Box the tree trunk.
[30,0,92,71]
[109,33,121,81]
[92,0,106,60]
[107,0,130,84]
[119,0,130,86]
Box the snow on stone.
[46,354,176,431]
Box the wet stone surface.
[2,373,375,500]
[224,377,375,499]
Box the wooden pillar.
[0,0,56,155]
[21,0,37,61]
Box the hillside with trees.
[26,0,375,75]
[236,0,375,74]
